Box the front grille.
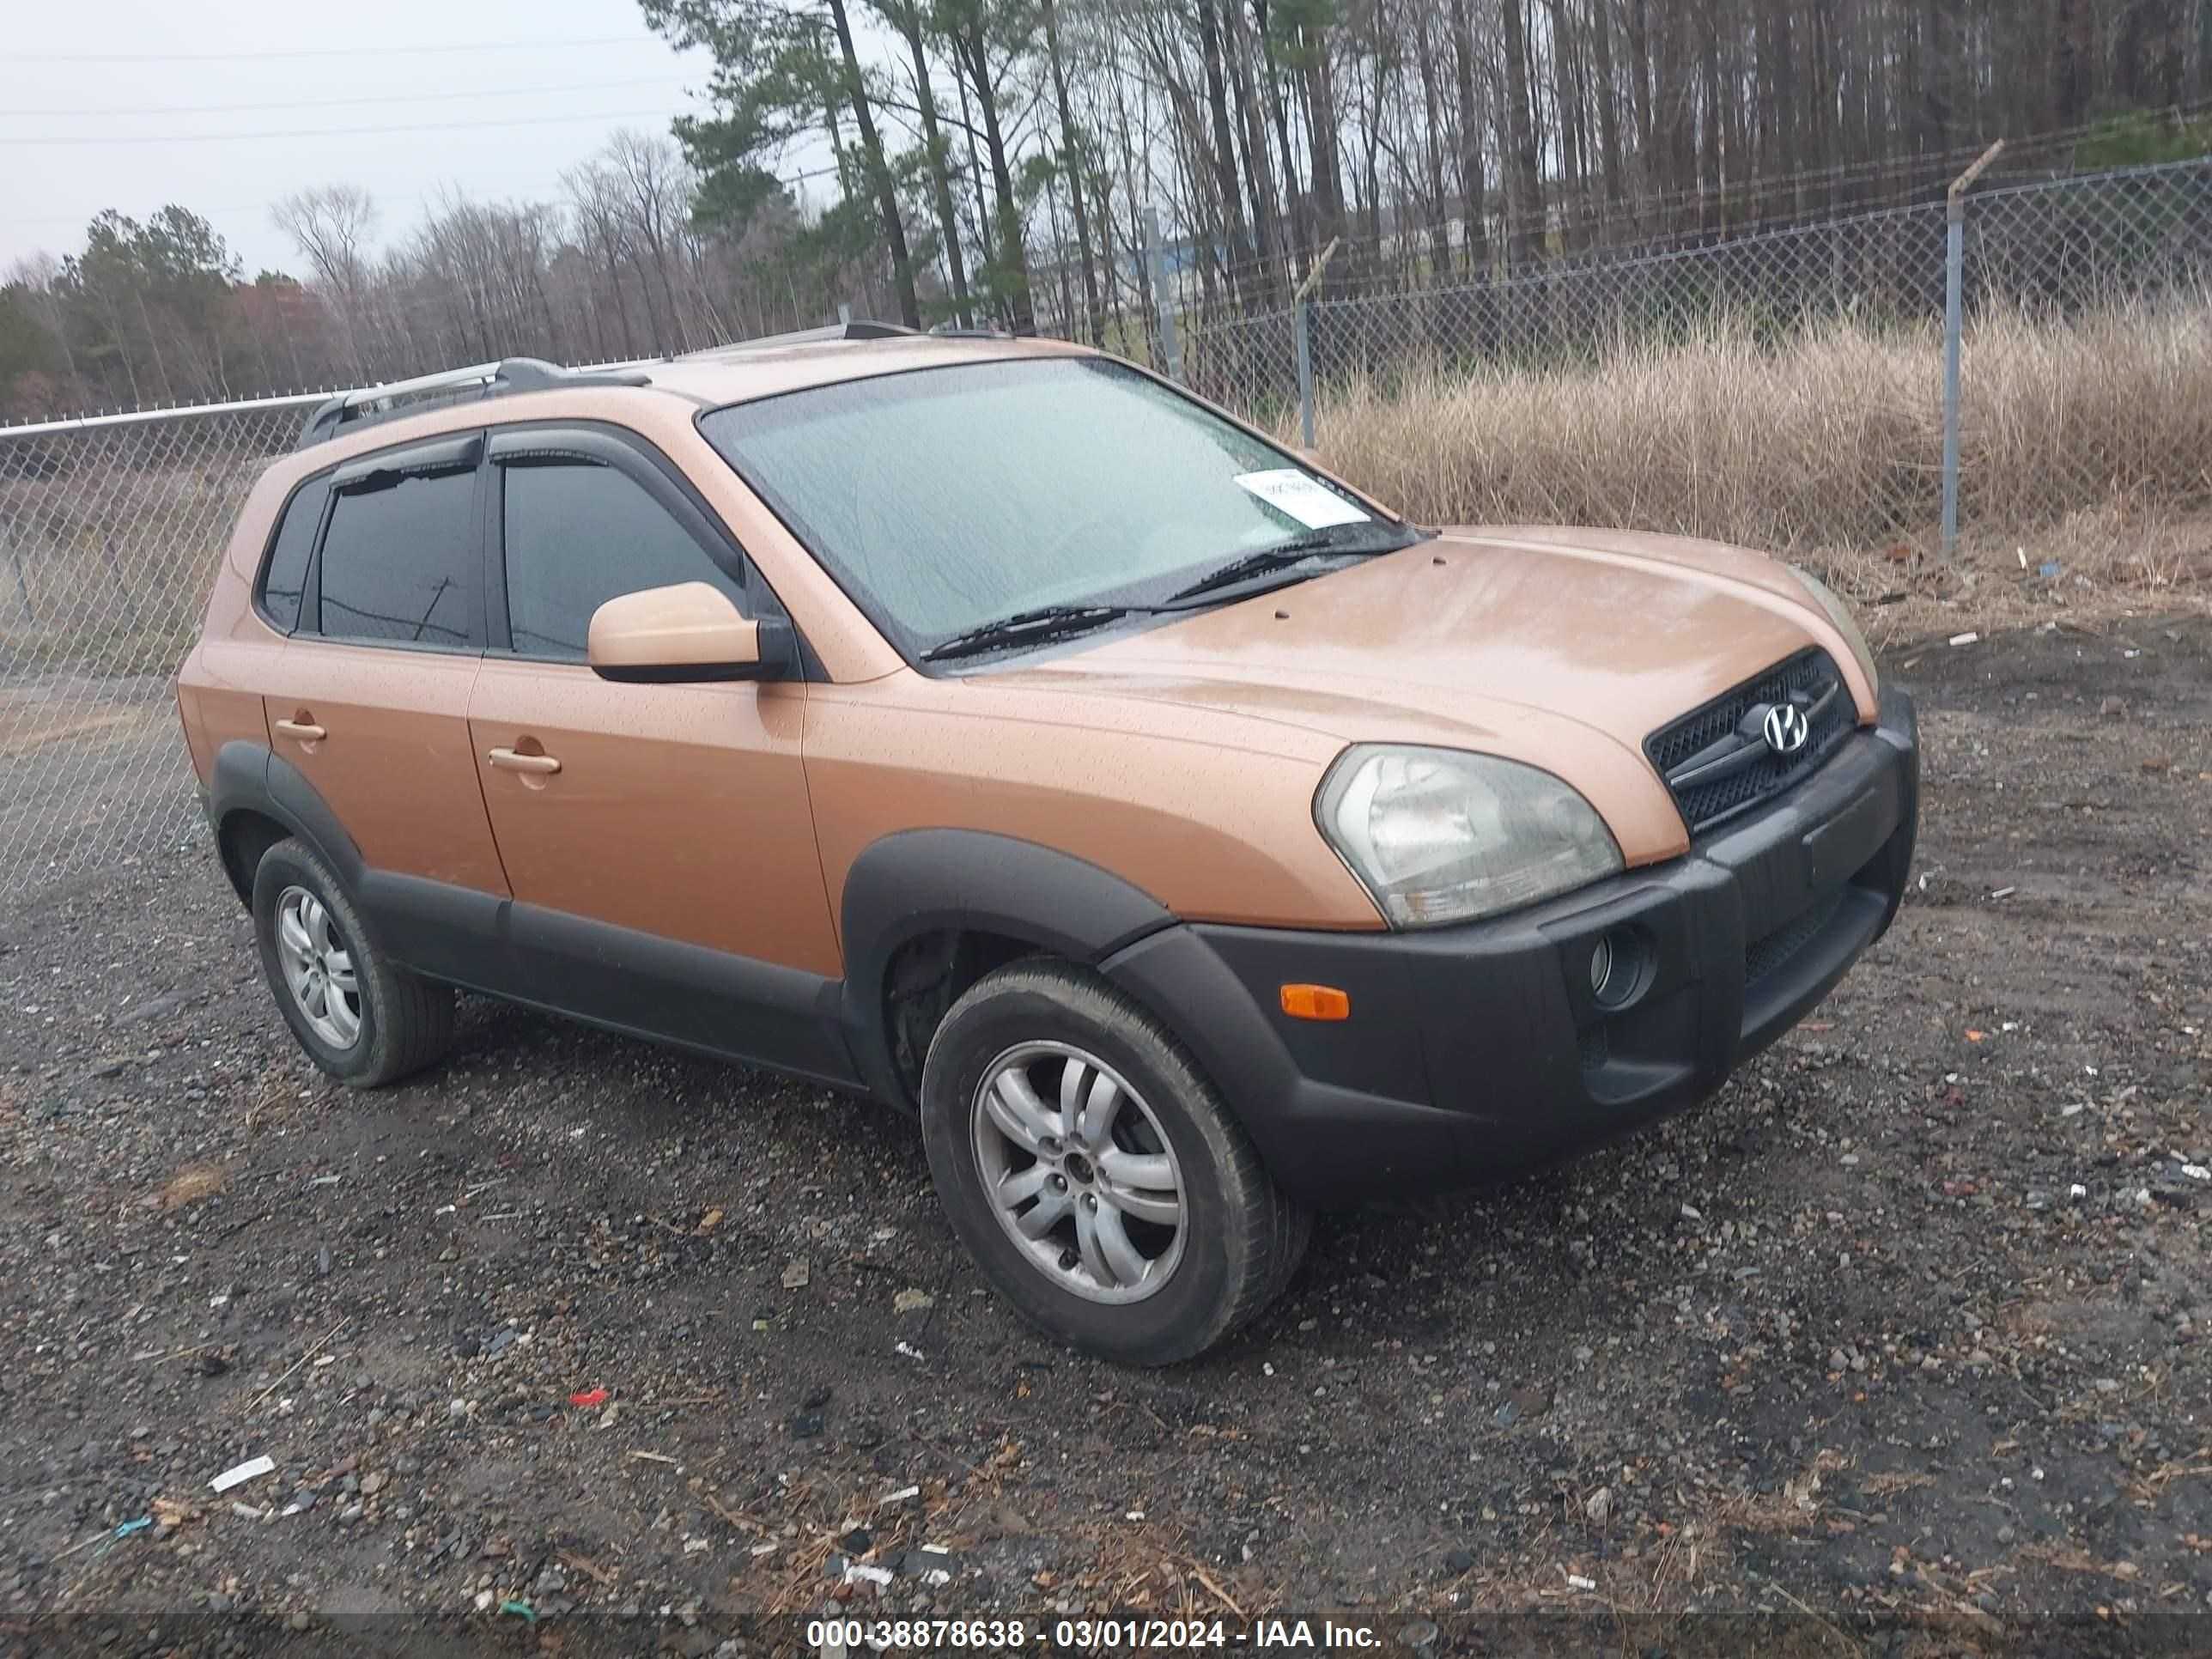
[1646,648,1853,834]
[1745,890,1844,988]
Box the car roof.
[646,331,1095,405]
[294,331,1099,452]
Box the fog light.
[1589,927,1644,1008]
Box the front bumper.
[1103,686,1920,1206]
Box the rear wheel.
[251,839,455,1088]
[921,960,1305,1364]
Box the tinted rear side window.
[501,459,746,659]
[257,477,328,633]
[316,469,481,648]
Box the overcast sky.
[2,0,730,277]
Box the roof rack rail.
[295,356,653,448]
[676,319,918,362]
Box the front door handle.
[272,717,326,741]
[487,746,562,775]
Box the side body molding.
[836,830,1176,1109]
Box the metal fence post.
[1291,239,1340,449]
[1942,140,2005,562]
[1294,299,1315,446]
[1942,205,1964,560]
[1141,206,1182,382]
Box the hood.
[988,526,1870,865]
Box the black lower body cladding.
[1104,686,1921,1207]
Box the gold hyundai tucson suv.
[177,325,1917,1364]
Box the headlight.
[1316,745,1623,927]
[1787,565,1879,696]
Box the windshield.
[699,357,1411,660]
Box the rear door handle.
[487,747,562,775]
[272,718,325,741]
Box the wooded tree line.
[0,130,896,421]
[647,0,2212,338]
[4,0,2210,420]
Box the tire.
[250,838,455,1088]
[920,959,1306,1365]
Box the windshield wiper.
[1162,526,1408,605]
[919,604,1141,663]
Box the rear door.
[259,431,510,971]
[465,423,845,1078]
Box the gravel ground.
[1,617,2207,1656]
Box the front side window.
[701,358,1412,661]
[315,468,481,648]
[501,459,748,659]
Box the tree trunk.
[1414,9,1455,279]
[956,20,1035,332]
[897,0,972,326]
[1589,0,1627,226]
[825,0,921,328]
[1449,0,1491,275]
[1254,0,1311,262]
[1500,0,1546,264]
[1041,0,1103,341]
[1195,0,1258,305]
[1224,8,1286,302]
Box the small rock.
[360,1471,387,1496]
[1443,1547,1477,1576]
[1584,1486,1613,1526]
[781,1259,811,1290]
[1396,1620,1439,1650]
[792,1412,824,1440]
[893,1288,934,1315]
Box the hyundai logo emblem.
[1762,702,1811,757]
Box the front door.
[465,425,846,1079]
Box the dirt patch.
[0,695,151,757]
[0,619,2205,1651]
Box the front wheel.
[920,961,1306,1364]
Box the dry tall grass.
[1304,300,2212,631]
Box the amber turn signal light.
[1279,983,1352,1021]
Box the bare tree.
[270,185,380,378]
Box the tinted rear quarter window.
[257,477,328,632]
[316,469,481,648]
[501,459,746,659]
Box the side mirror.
[586,581,794,684]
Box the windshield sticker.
[1232,469,1373,530]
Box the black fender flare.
[208,740,364,900]
[836,830,1175,1110]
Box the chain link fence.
[1170,156,2212,574]
[5,157,2211,902]
[0,396,320,897]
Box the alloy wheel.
[970,1041,1187,1304]
[274,884,362,1049]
